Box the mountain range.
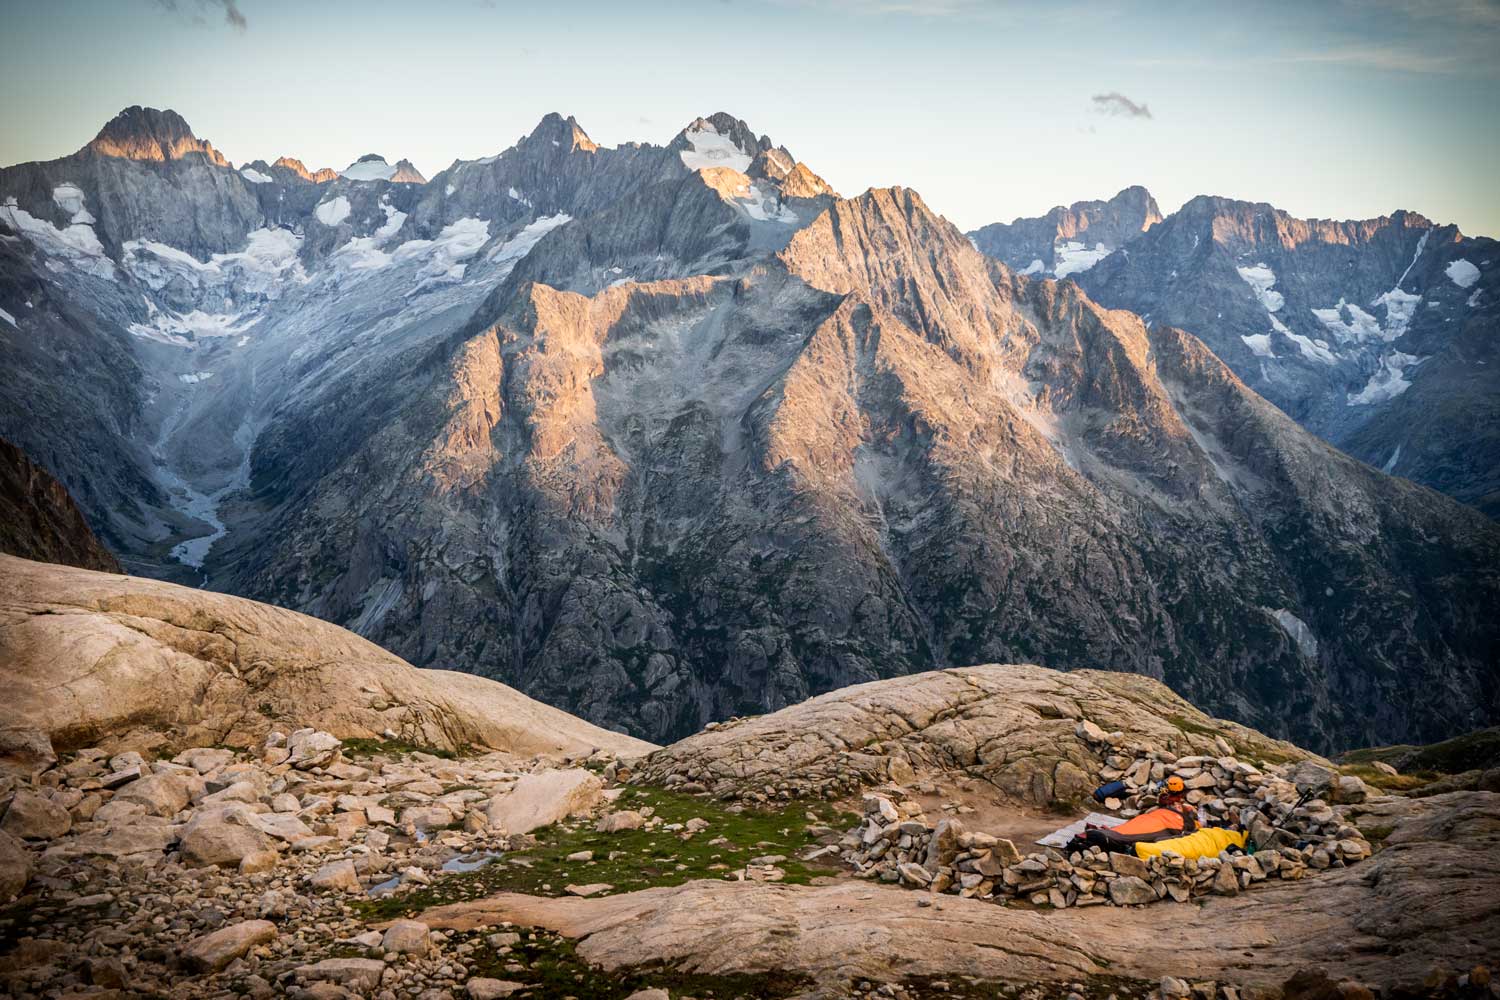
[968,186,1499,516]
[1,106,1496,753]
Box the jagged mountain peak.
[672,113,780,174]
[271,155,338,183]
[520,112,599,154]
[84,105,227,166]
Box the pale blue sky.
[2,0,1496,235]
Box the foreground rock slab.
[638,664,1309,806]
[0,553,655,763]
[419,792,1500,991]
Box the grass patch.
[1166,714,1222,739]
[340,738,458,760]
[1340,728,1500,776]
[1339,763,1436,792]
[355,785,855,921]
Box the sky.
[1,0,1497,236]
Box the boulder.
[595,810,645,833]
[295,958,385,991]
[180,815,274,868]
[309,859,360,893]
[1,790,72,840]
[467,980,527,999]
[286,730,343,770]
[114,774,191,818]
[42,819,178,859]
[380,919,430,956]
[484,769,603,834]
[182,919,277,972]
[0,829,32,900]
[1109,852,1150,880]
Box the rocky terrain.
[2,107,1498,756]
[2,586,1494,999]
[969,192,1498,516]
[0,437,120,572]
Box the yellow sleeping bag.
[1135,826,1247,861]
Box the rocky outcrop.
[0,554,653,763]
[637,664,1308,805]
[417,791,1499,992]
[0,437,120,572]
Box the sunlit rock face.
[2,108,1497,753]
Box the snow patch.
[0,306,15,328]
[1241,333,1275,357]
[1311,298,1383,343]
[1019,259,1044,276]
[1371,287,1420,339]
[340,157,397,181]
[0,200,113,280]
[1236,264,1285,312]
[1446,259,1480,289]
[315,196,351,226]
[240,167,273,184]
[178,371,214,384]
[1381,444,1402,474]
[732,178,797,224]
[1348,351,1422,406]
[485,213,571,273]
[1053,241,1111,279]
[392,216,493,292]
[679,124,753,173]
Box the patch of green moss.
[340,738,458,760]
[1166,713,1222,739]
[1339,763,1436,792]
[1341,728,1500,776]
[354,785,855,921]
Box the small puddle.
[442,852,503,873]
[367,876,402,897]
[366,852,503,895]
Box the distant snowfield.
[1,195,114,280]
[315,196,351,226]
[1348,351,1422,406]
[679,124,752,173]
[1446,259,1480,289]
[1236,263,1285,313]
[340,157,397,182]
[240,167,273,184]
[1053,241,1111,279]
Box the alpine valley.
[2,107,1497,755]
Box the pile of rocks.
[840,722,1374,909]
[0,730,623,998]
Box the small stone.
[565,882,613,896]
[566,850,594,862]
[467,980,527,999]
[596,810,645,833]
[183,919,277,973]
